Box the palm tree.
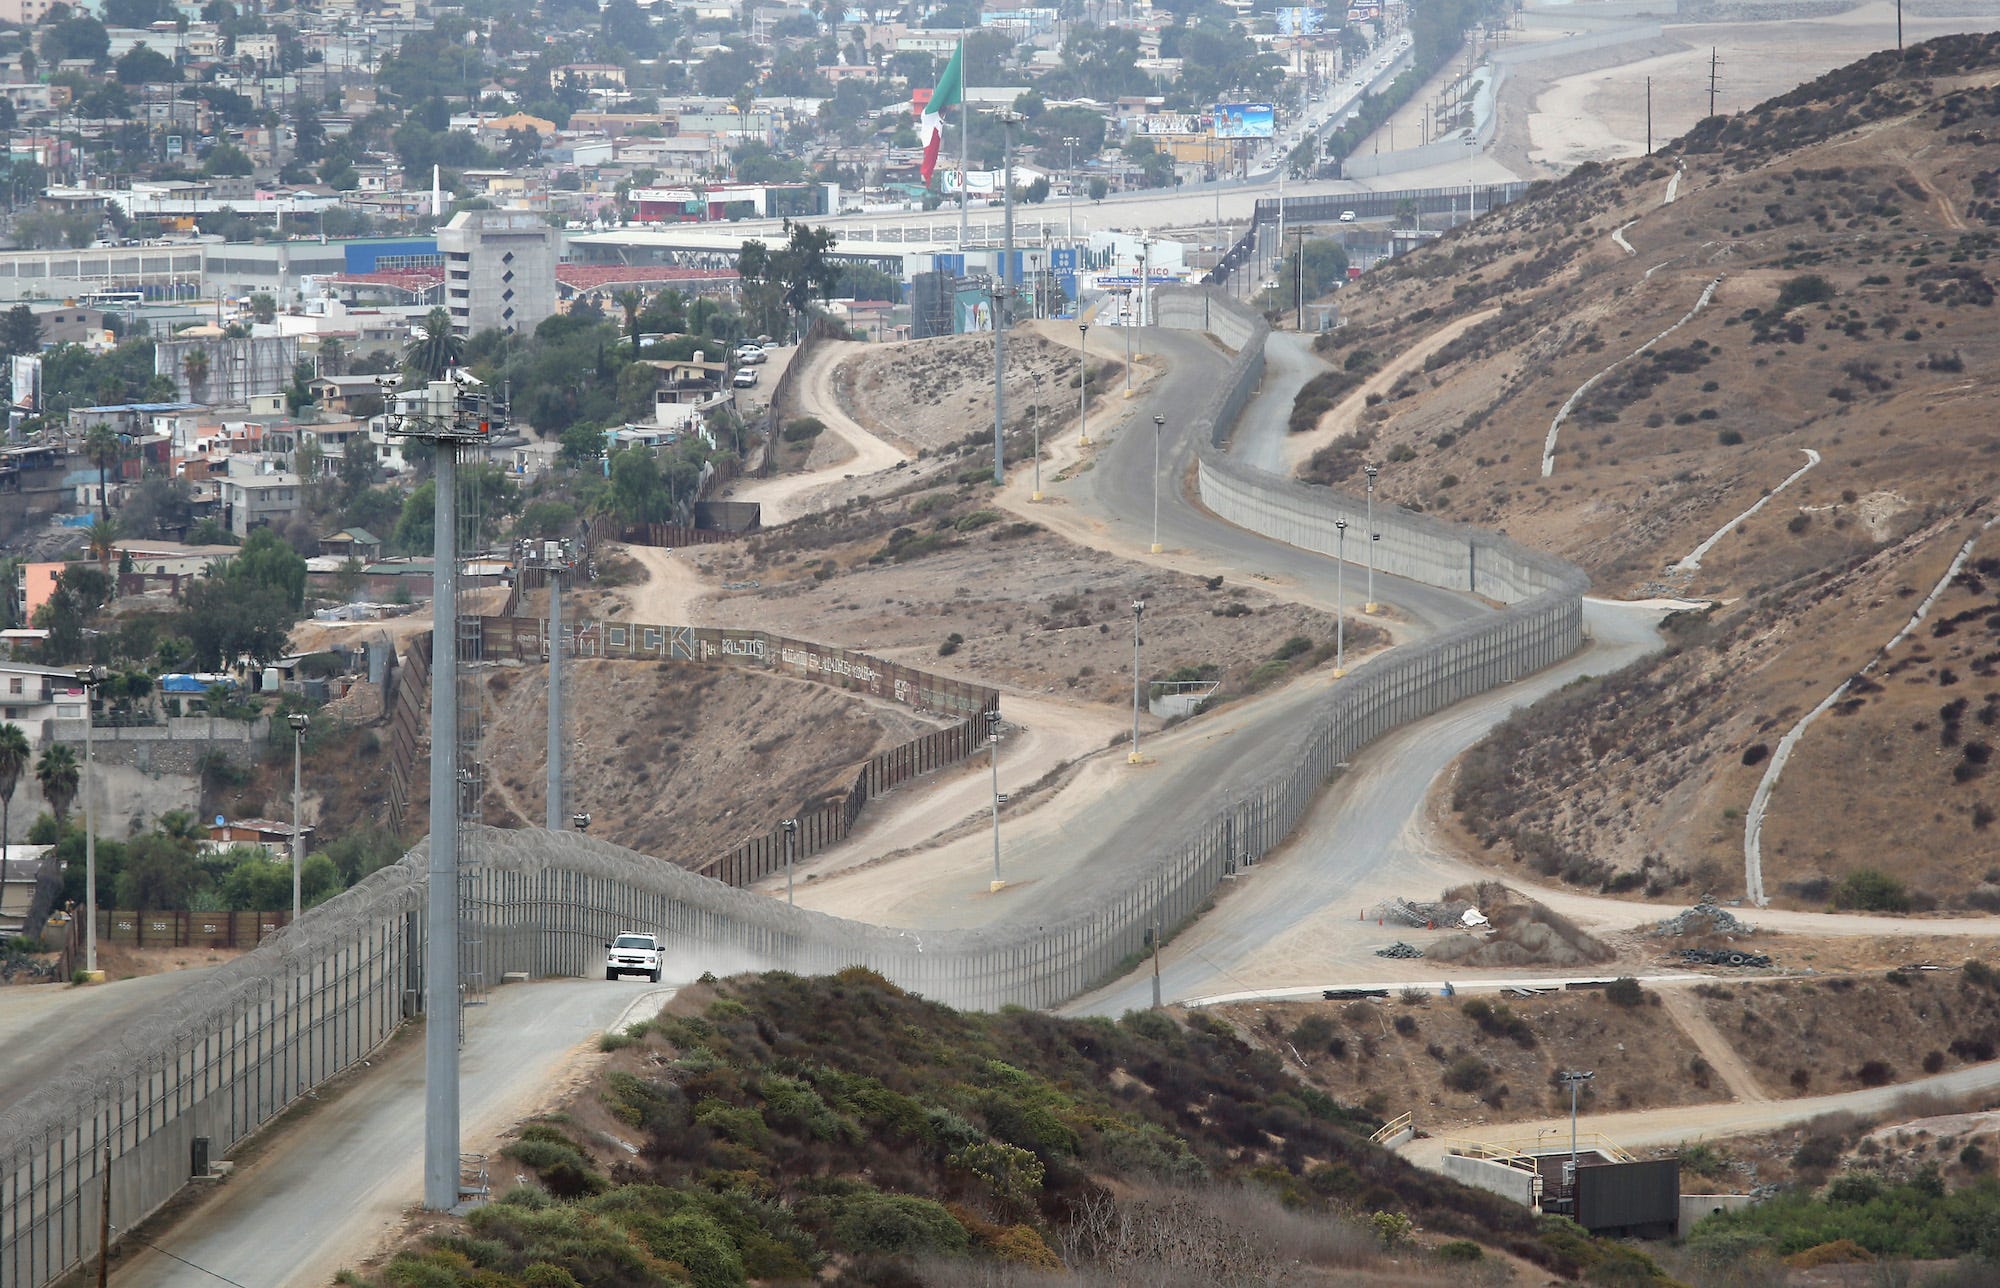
[83,423,120,520]
[406,307,464,380]
[85,515,120,574]
[156,808,203,851]
[0,722,29,892]
[35,742,78,831]
[615,289,643,359]
[181,346,210,403]
[318,337,345,376]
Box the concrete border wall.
[1443,1154,1538,1207]
[0,287,1591,1288]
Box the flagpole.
[958,40,969,253]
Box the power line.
[124,1236,254,1288]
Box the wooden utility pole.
[1708,48,1721,119]
[1646,77,1653,155]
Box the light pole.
[1076,321,1091,446]
[1363,462,1380,612]
[74,665,102,977]
[986,709,1004,890]
[1333,519,1347,677]
[287,711,308,919]
[1063,134,1079,243]
[781,817,798,905]
[1558,1069,1595,1197]
[1466,134,1477,224]
[1117,287,1134,396]
[1030,369,1044,501]
[1150,414,1164,554]
[1128,601,1146,765]
[991,107,1024,488]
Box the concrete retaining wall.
[1443,1154,1538,1207]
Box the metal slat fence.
[0,287,1591,1288]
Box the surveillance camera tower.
[518,536,582,833]
[384,366,504,1212]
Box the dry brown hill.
[1291,34,2000,909]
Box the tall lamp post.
[986,710,1004,890]
[1333,520,1348,677]
[74,665,102,977]
[1063,135,1079,243]
[991,107,1025,488]
[781,817,799,905]
[1558,1069,1595,1198]
[1076,321,1091,446]
[1149,414,1164,554]
[1128,601,1146,765]
[287,711,309,919]
[1362,463,1380,612]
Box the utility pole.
[1708,48,1721,120]
[521,537,580,831]
[1128,600,1146,764]
[992,108,1024,487]
[1646,77,1653,156]
[382,365,504,1213]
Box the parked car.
[735,346,766,364]
[605,932,664,982]
[733,367,760,388]
[1339,210,1358,222]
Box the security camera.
[374,373,403,390]
[448,366,483,388]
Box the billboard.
[1275,7,1324,34]
[1213,103,1275,139]
[1136,114,1207,136]
[11,353,40,411]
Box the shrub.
[1854,1060,1895,1087]
[1435,1239,1484,1262]
[1717,427,1744,446]
[1785,1238,1874,1268]
[954,510,1001,532]
[1443,1055,1491,1092]
[1603,977,1645,1007]
[781,416,825,443]
[826,1192,969,1257]
[1832,868,1911,911]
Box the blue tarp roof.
[159,674,238,693]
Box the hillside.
[353,970,1679,1286]
[1292,33,2000,906]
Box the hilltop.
[1292,33,2000,908]
[351,969,1678,1286]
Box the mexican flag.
[916,42,963,187]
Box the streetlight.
[1063,134,1079,243]
[1150,414,1164,554]
[1128,601,1146,765]
[991,106,1025,488]
[287,711,309,919]
[986,710,1004,891]
[781,817,799,905]
[74,665,102,977]
[1558,1069,1596,1197]
[1465,134,1477,224]
[1363,463,1380,613]
[1076,321,1091,446]
[1333,520,1347,677]
[1030,369,1044,501]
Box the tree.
[182,577,293,669]
[227,527,307,611]
[85,515,120,572]
[205,143,254,177]
[248,292,277,325]
[35,743,79,830]
[114,43,178,85]
[40,13,109,65]
[181,345,210,402]
[0,305,42,358]
[318,337,345,376]
[607,446,672,525]
[405,306,464,379]
[615,289,643,360]
[83,423,120,519]
[0,724,28,883]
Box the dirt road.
[608,542,709,623]
[729,339,908,525]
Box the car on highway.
[605,932,664,981]
[733,367,760,388]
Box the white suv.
[605,933,664,982]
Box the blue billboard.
[1213,103,1275,139]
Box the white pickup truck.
[605,933,664,982]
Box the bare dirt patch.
[835,330,1119,456]
[476,658,942,864]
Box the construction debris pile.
[1653,902,1756,936]
[1372,897,1477,929]
[1679,947,1774,969]
[1375,941,1424,959]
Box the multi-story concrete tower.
[438,210,557,337]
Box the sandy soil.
[727,339,910,525]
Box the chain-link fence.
[1,287,1590,1288]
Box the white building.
[437,210,558,338]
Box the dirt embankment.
[477,658,941,865]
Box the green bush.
[1435,1239,1484,1262]
[1604,977,1646,1007]
[826,1192,968,1258]
[1831,868,1911,911]
[953,509,1001,532]
[781,416,825,443]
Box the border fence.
[0,287,1588,1288]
